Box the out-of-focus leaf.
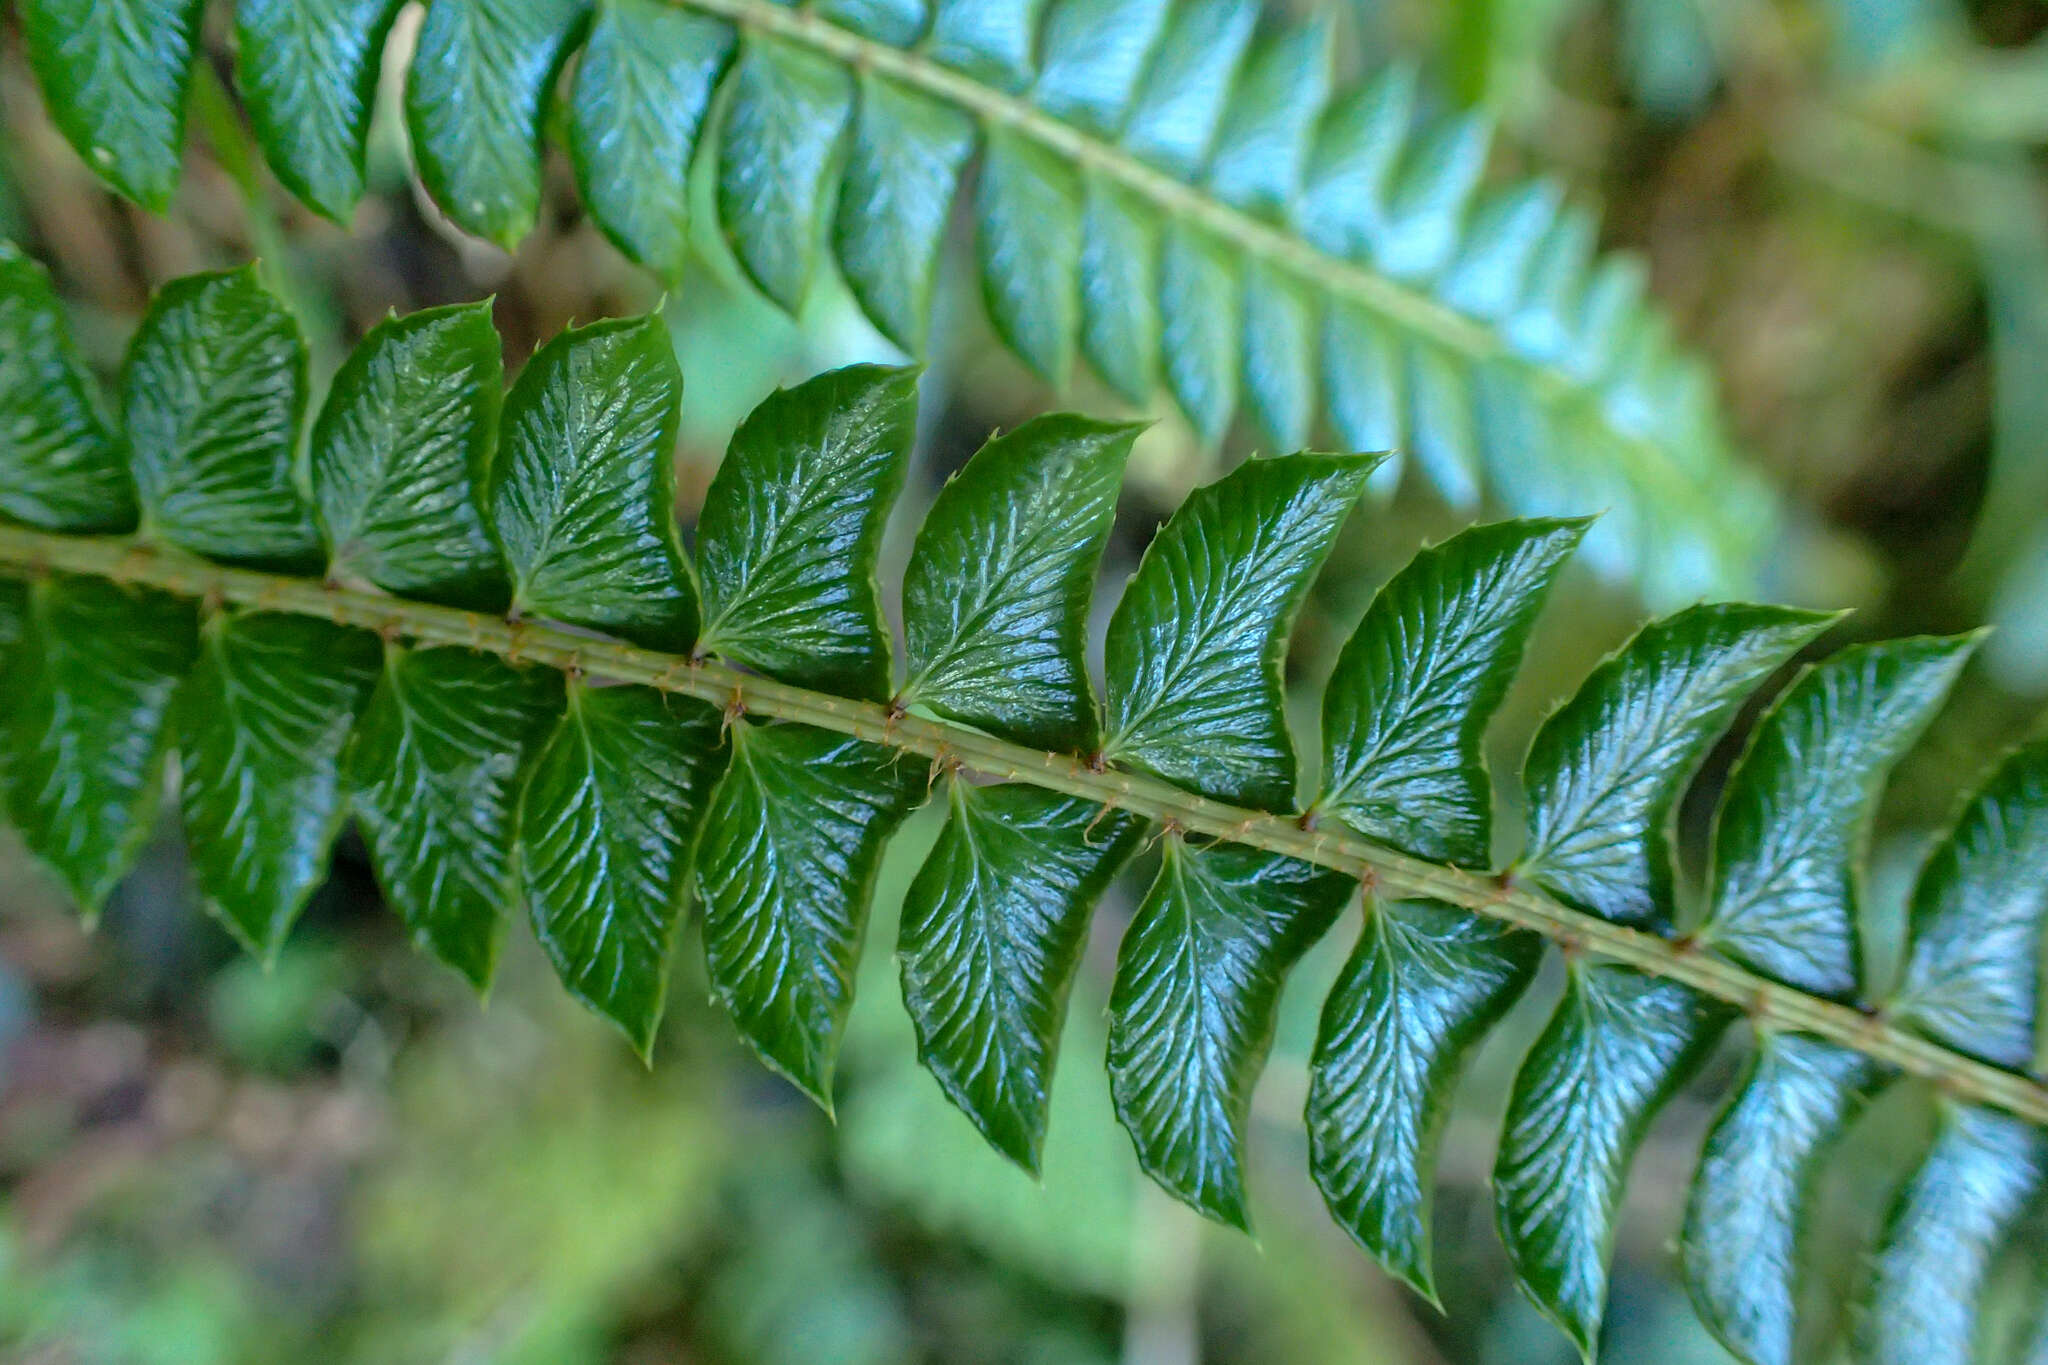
[20,0,205,208]
[716,35,854,311]
[569,0,733,281]
[235,0,405,221]
[834,75,975,354]
[405,0,589,247]
[978,130,1083,385]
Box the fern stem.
[1,523,2040,1127]
[670,0,1699,502]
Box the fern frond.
[9,0,1776,606]
[4,255,2047,1363]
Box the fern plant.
[1,247,2044,1364]
[7,0,1777,607]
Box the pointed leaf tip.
[1701,632,1978,999]
[1309,899,1540,1299]
[697,721,924,1107]
[1109,839,1351,1229]
[1104,451,1375,809]
[1521,602,1838,928]
[1890,736,2048,1070]
[900,781,1145,1171]
[1319,517,1586,865]
[520,681,725,1055]
[1494,965,1733,1357]
[490,312,699,651]
[901,413,1138,752]
[697,364,919,702]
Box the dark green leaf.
[899,781,1144,1171]
[1681,1032,1884,1365]
[977,130,1083,386]
[20,0,204,209]
[1078,178,1159,403]
[1118,0,1257,178]
[1493,964,1733,1358]
[1204,18,1331,218]
[347,647,561,991]
[568,0,734,281]
[1518,603,1835,928]
[716,35,853,311]
[518,681,724,1055]
[1102,452,1373,809]
[1159,225,1239,444]
[312,301,507,608]
[926,0,1041,92]
[1108,839,1351,1229]
[0,242,133,532]
[404,0,589,248]
[696,721,923,1108]
[1033,0,1170,134]
[489,314,698,650]
[899,414,1136,751]
[175,613,380,958]
[2,576,195,914]
[1857,1103,2046,1365]
[1888,738,2048,1070]
[1308,899,1539,1299]
[834,75,975,354]
[1317,518,1585,865]
[124,266,318,565]
[1700,635,1976,999]
[234,0,405,221]
[696,365,917,701]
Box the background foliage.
[2,0,2048,1363]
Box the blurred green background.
[3,0,2048,1361]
